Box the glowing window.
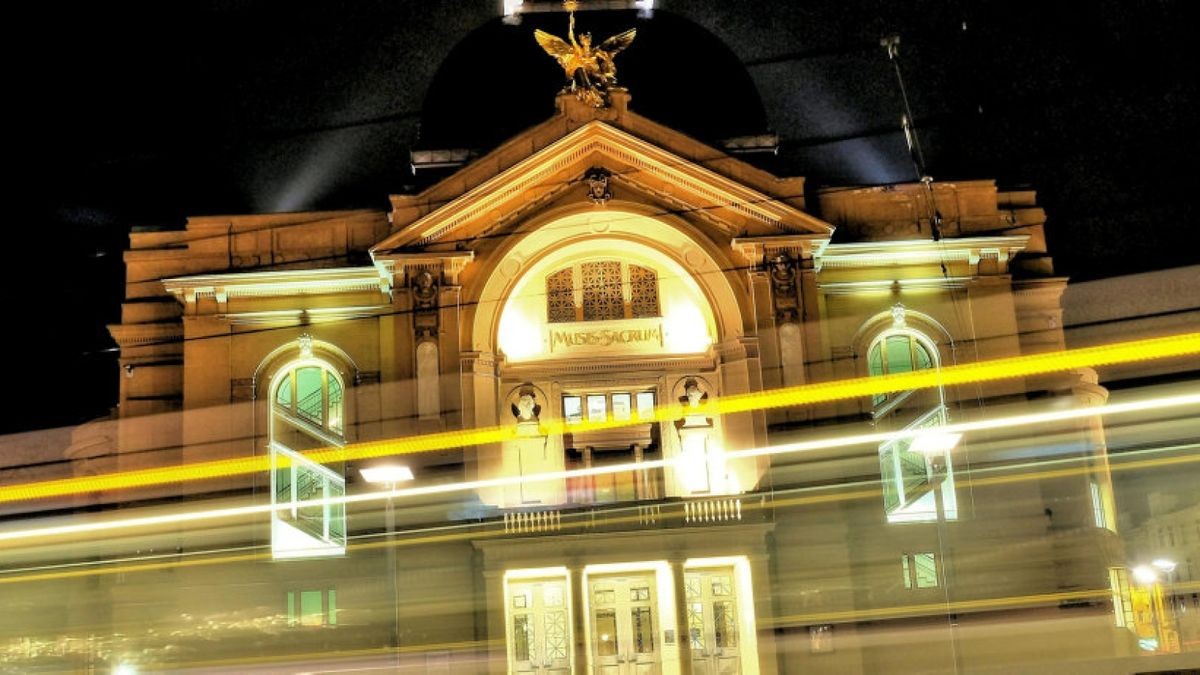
[902,553,939,589]
[611,393,632,421]
[547,268,576,323]
[629,265,659,318]
[270,357,347,559]
[273,363,344,437]
[563,396,583,424]
[286,589,337,627]
[562,391,656,423]
[867,333,935,406]
[582,261,623,321]
[544,260,661,324]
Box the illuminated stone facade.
[56,87,1135,673]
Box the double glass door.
[509,578,572,675]
[590,574,661,675]
[685,567,742,675]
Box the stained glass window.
[582,261,624,321]
[544,260,661,324]
[546,268,576,323]
[632,607,655,653]
[687,602,706,650]
[595,609,618,656]
[629,264,659,318]
[513,615,533,661]
[545,610,567,659]
[713,601,737,648]
[711,575,731,596]
[544,584,563,608]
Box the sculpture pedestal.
[501,422,565,506]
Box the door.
[685,568,742,675]
[590,573,661,675]
[508,577,572,675]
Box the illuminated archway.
[471,204,747,362]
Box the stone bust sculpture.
[511,390,541,423]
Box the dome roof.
[416,9,768,153]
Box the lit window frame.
[562,390,658,424]
[544,260,661,324]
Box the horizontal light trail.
[728,391,1200,461]
[2,390,1195,549]
[3,443,1197,586]
[0,331,1195,506]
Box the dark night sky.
[6,0,1197,435]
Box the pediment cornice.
[372,121,832,254]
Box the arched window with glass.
[867,332,936,407]
[272,363,344,444]
[865,321,957,523]
[545,260,660,323]
[268,356,347,559]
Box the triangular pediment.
[373,119,832,254]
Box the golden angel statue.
[535,8,636,108]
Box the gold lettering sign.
[548,321,664,354]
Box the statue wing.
[535,29,574,64]
[597,28,637,56]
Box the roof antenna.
[881,34,943,241]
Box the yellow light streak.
[3,446,1198,586]
[728,391,1200,461]
[0,331,1194,505]
[1,392,1195,547]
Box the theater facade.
[30,12,1141,674]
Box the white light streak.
[1,392,1195,545]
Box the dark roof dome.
[416,9,768,152]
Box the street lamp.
[360,465,414,485]
[360,464,414,667]
[1132,562,1180,654]
[1152,559,1179,614]
[1132,565,1158,585]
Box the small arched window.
[864,324,956,523]
[269,356,347,559]
[867,332,936,407]
[274,363,344,436]
[545,261,660,323]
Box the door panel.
[590,573,661,675]
[686,568,742,675]
[508,577,571,675]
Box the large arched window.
[545,260,660,323]
[268,354,347,559]
[863,314,957,524]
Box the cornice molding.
[162,263,394,304]
[816,235,1029,271]
[108,322,184,348]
